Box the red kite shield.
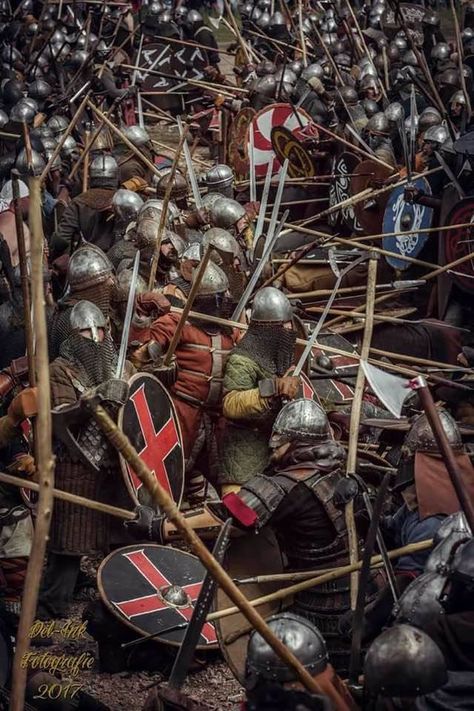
[98,544,217,649]
[119,373,184,509]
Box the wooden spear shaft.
[87,403,324,695]
[10,177,55,711]
[163,249,211,365]
[345,255,378,609]
[0,472,134,520]
[148,124,189,290]
[68,98,121,181]
[82,126,91,193]
[86,99,163,179]
[39,93,90,183]
[208,538,433,621]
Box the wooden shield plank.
[213,529,286,683]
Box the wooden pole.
[208,538,433,621]
[86,99,163,179]
[82,125,91,193]
[10,177,55,711]
[344,254,378,609]
[0,472,134,520]
[39,94,90,183]
[148,125,189,289]
[86,402,324,695]
[163,249,212,365]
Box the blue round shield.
[382,177,433,270]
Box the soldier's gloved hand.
[275,376,300,400]
[136,292,171,318]
[7,387,38,426]
[124,505,166,542]
[91,378,130,406]
[7,453,36,478]
[126,84,138,98]
[404,185,422,203]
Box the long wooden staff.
[450,0,472,119]
[148,125,189,289]
[10,177,55,711]
[68,97,122,182]
[0,472,134,520]
[86,99,163,179]
[39,93,90,183]
[162,248,212,366]
[82,125,91,193]
[85,402,324,694]
[11,170,35,386]
[344,254,378,608]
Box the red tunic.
[129,313,237,461]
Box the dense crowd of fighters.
[0,0,473,708]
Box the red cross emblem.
[126,383,180,495]
[113,549,216,644]
[300,373,316,400]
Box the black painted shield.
[99,544,217,649]
[118,373,184,509]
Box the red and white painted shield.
[118,373,184,510]
[250,103,312,177]
[99,544,217,649]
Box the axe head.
[361,361,411,418]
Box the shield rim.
[227,106,256,178]
[212,529,285,683]
[270,125,315,179]
[250,102,312,176]
[351,158,393,235]
[382,176,433,270]
[443,197,474,293]
[118,372,185,510]
[98,543,217,650]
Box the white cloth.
[0,179,29,213]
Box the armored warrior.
[39,301,131,619]
[127,399,381,675]
[129,261,238,498]
[51,154,120,257]
[219,287,299,493]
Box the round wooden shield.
[227,107,255,179]
[351,159,393,235]
[98,544,217,649]
[250,103,312,177]
[270,126,315,179]
[118,373,184,510]
[382,177,433,270]
[213,528,286,682]
[443,198,474,293]
[329,151,363,232]
[381,3,425,45]
[135,42,206,113]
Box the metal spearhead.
[177,115,202,209]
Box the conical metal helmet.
[364,624,447,697]
[271,399,331,444]
[250,287,293,323]
[193,261,229,296]
[67,244,114,292]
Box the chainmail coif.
[233,322,297,376]
[59,332,117,388]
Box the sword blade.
[253,158,273,244]
[293,253,367,376]
[249,123,256,204]
[362,492,398,603]
[264,158,288,254]
[168,519,232,689]
[232,209,289,322]
[115,250,140,379]
[177,115,202,209]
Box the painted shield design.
[213,529,285,682]
[443,198,474,293]
[270,125,315,179]
[351,159,393,235]
[382,177,433,270]
[135,43,206,113]
[227,107,255,179]
[309,333,357,405]
[329,152,363,232]
[118,373,184,509]
[381,3,425,45]
[98,544,217,649]
[250,103,311,177]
